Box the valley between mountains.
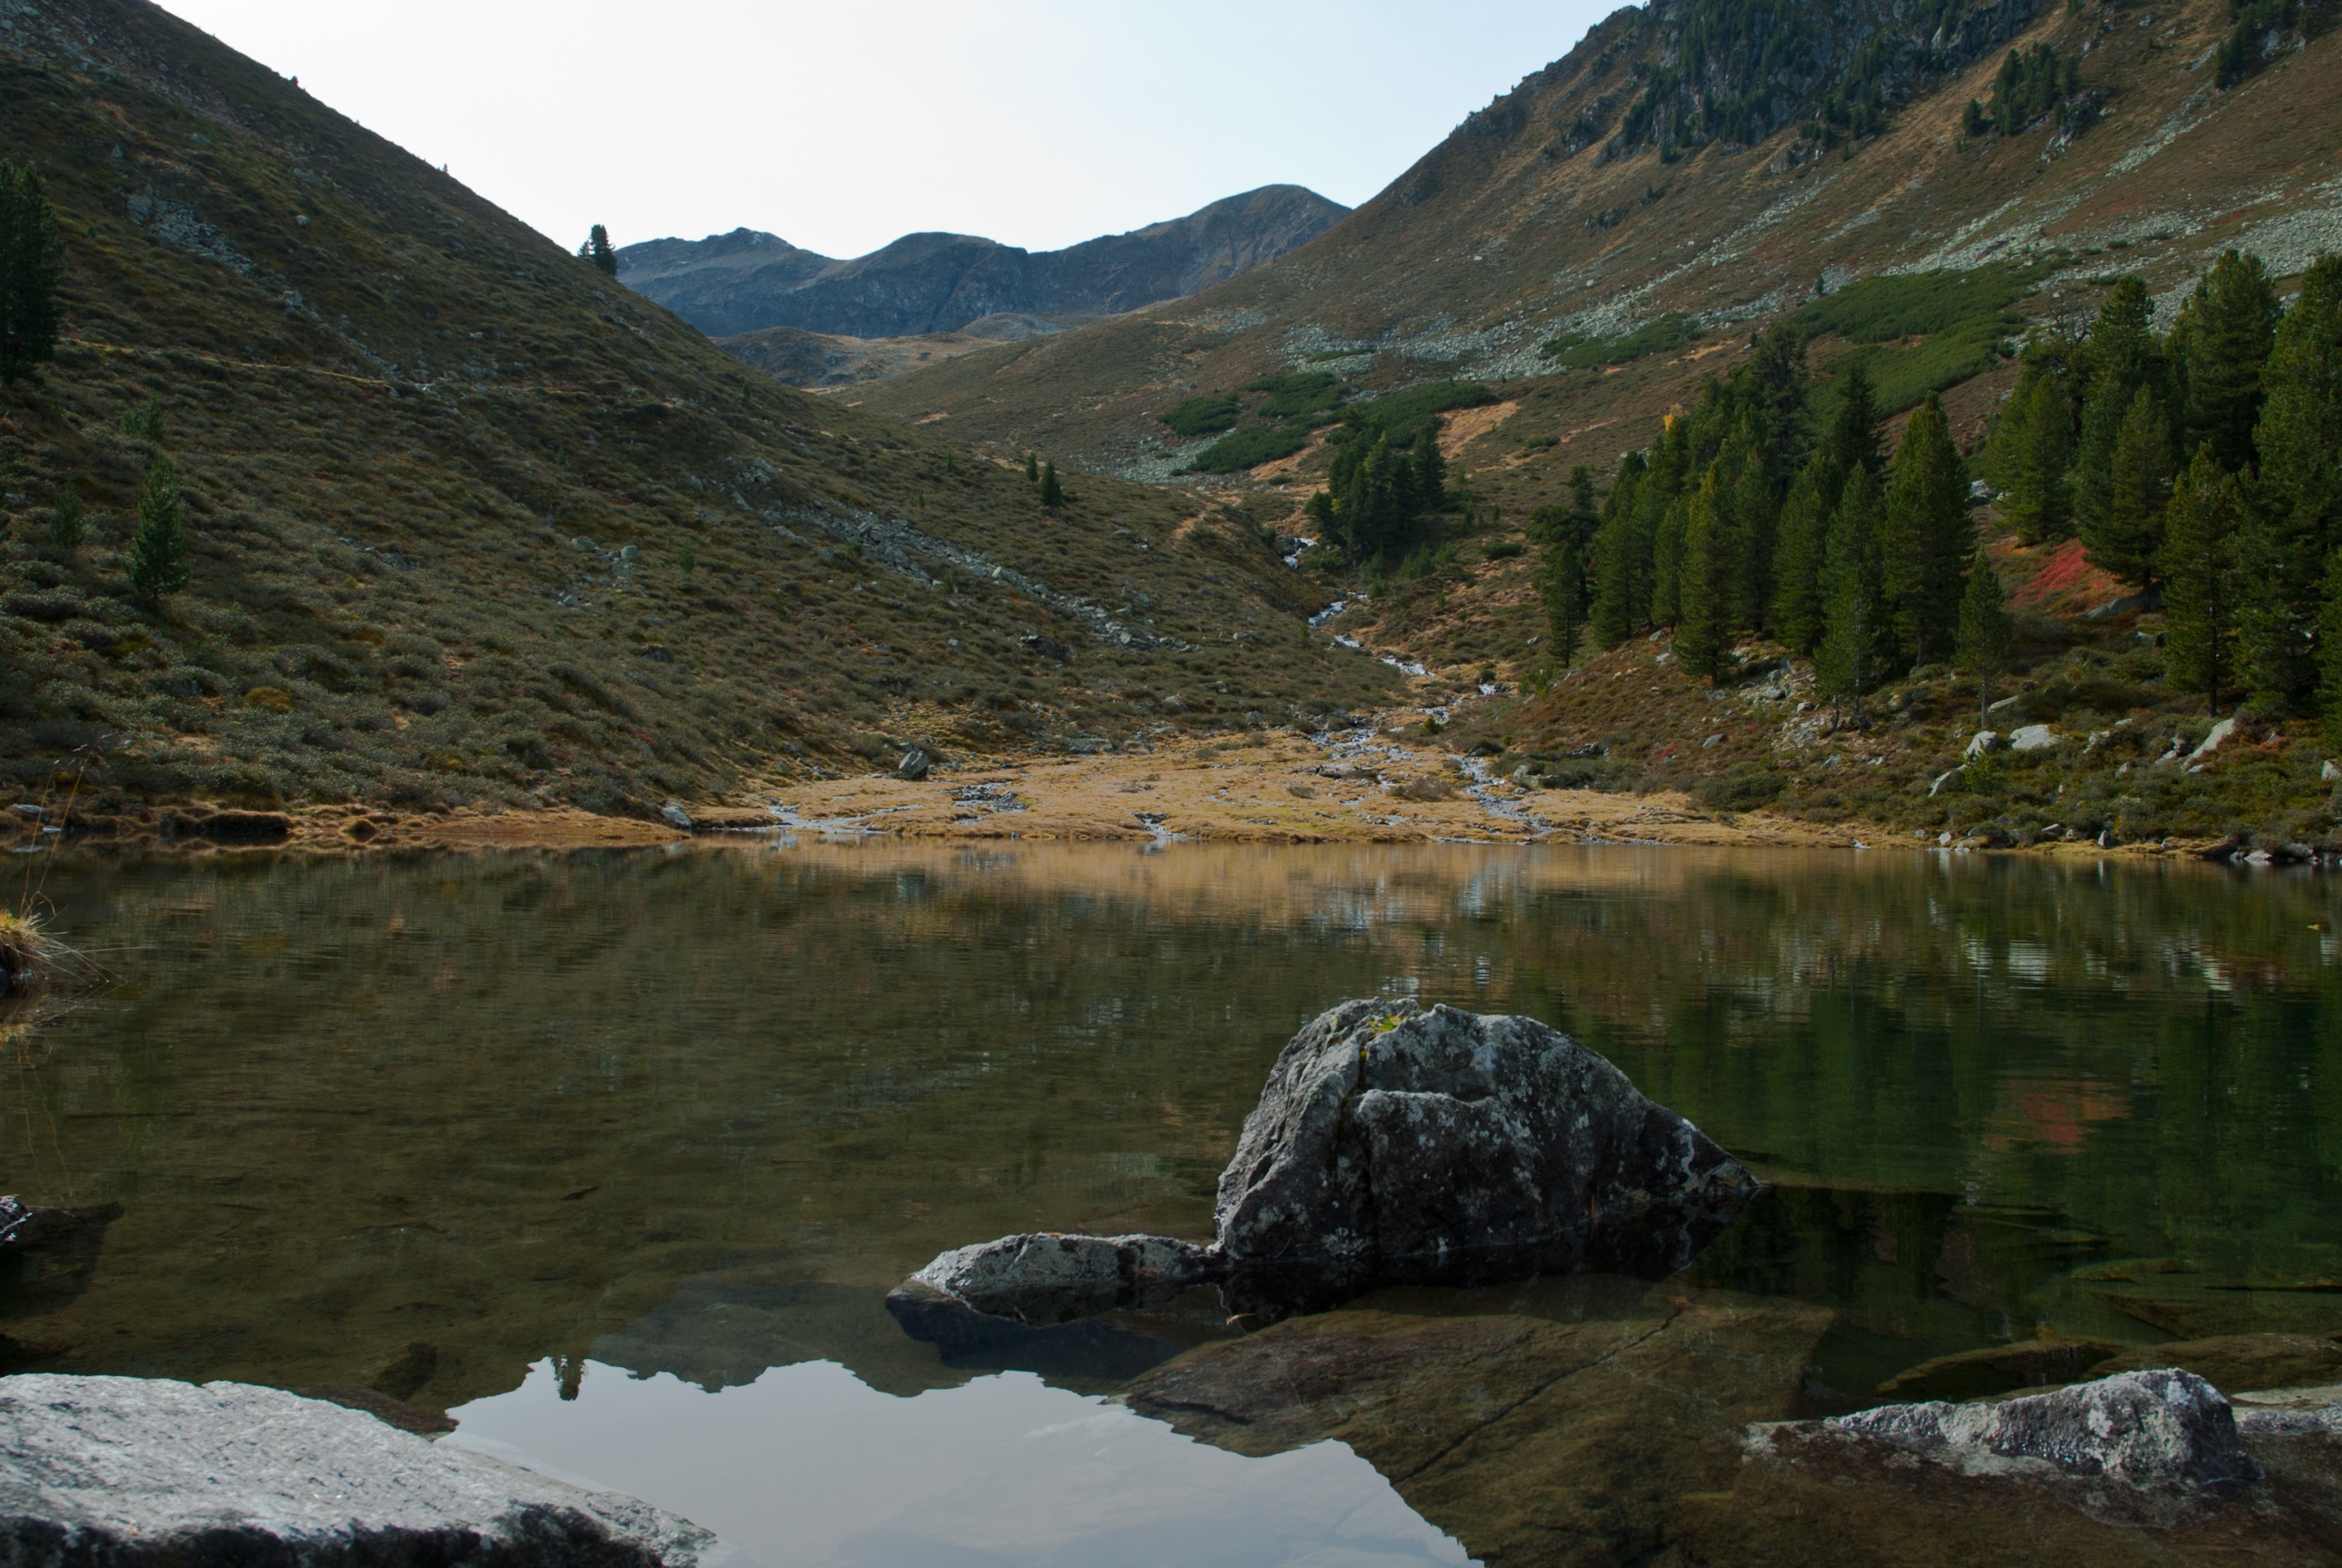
[3,0,2340,857]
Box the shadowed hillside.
[0,1,1395,822]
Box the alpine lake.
[7,837,2342,1566]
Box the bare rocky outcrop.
[0,1374,713,1566]
[891,999,1759,1331]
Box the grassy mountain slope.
[845,0,2342,849]
[0,0,1395,823]
[859,0,2339,480]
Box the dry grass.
[0,1,1400,826]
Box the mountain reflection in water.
[7,841,2340,1565]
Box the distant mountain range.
[614,185,1349,342]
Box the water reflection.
[4,842,2340,1562]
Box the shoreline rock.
[0,1374,713,1566]
[892,999,1760,1330]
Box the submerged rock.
[895,999,1758,1327]
[1877,1336,2127,1401]
[890,1232,1217,1330]
[0,1374,713,1565]
[1825,1369,2261,1491]
[1215,999,1758,1296]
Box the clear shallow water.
[5,841,2340,1564]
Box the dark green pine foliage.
[2244,255,2342,708]
[2181,249,2281,474]
[1816,465,1891,709]
[1953,545,2014,720]
[128,453,190,605]
[1651,491,1689,629]
[1639,413,1695,628]
[1412,426,1447,508]
[580,224,619,277]
[2074,278,2165,547]
[1994,353,2074,543]
[1770,451,1844,653]
[1534,467,1602,663]
[1882,394,1970,669]
[1588,451,1650,647]
[1038,460,1064,509]
[1828,359,1883,477]
[2161,446,2244,716]
[1323,432,1424,564]
[1024,451,1040,482]
[1675,471,1731,683]
[2091,385,2178,590]
[1725,438,1778,632]
[0,159,64,386]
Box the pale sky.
[162,1,1617,259]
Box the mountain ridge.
[616,184,1350,342]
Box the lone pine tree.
[579,224,618,277]
[0,159,63,386]
[46,477,81,548]
[128,453,190,605]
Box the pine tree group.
[1994,250,2342,727]
[1571,323,1974,708]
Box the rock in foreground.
[1215,1000,1761,1295]
[1823,1370,2261,1491]
[895,1000,1760,1327]
[0,1374,712,1566]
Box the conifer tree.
[1038,460,1064,509]
[1724,437,1777,633]
[1827,360,1883,477]
[1412,422,1447,507]
[128,453,189,605]
[0,159,63,386]
[2073,277,2159,539]
[578,224,618,277]
[1996,363,2073,543]
[2183,249,2280,473]
[1588,452,1648,647]
[1650,494,1688,629]
[2087,385,2176,590]
[1770,451,1843,654]
[2244,255,2342,708]
[47,477,81,549]
[1534,467,1601,663]
[1882,394,1971,669]
[1675,471,1730,683]
[1024,451,1040,482]
[2161,446,2244,716]
[1953,546,2013,721]
[1816,465,1891,712]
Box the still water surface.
[7,841,2340,1563]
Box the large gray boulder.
[1824,1369,2261,1491]
[0,1374,714,1566]
[1214,1000,1760,1293]
[893,1000,1758,1328]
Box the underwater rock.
[0,1374,714,1565]
[2089,1331,2342,1394]
[1213,999,1759,1295]
[895,1000,1758,1327]
[889,1232,1217,1331]
[1877,1336,2127,1400]
[1824,1370,2261,1491]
